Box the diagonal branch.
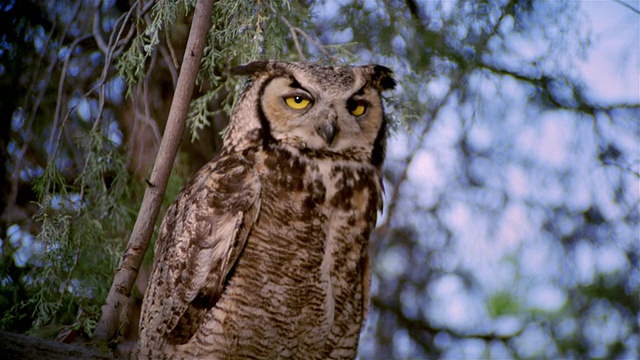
[615,0,640,14]
[279,15,332,60]
[280,15,306,61]
[93,0,216,345]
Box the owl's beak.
[317,120,338,145]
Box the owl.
[137,60,395,359]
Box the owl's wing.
[139,154,261,345]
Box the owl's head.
[225,61,395,166]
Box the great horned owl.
[138,61,395,359]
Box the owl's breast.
[172,146,381,358]
[206,146,381,357]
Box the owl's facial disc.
[259,74,383,152]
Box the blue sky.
[578,1,639,104]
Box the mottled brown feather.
[138,153,260,348]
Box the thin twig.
[142,44,158,144]
[5,2,80,219]
[615,0,640,14]
[49,33,93,157]
[57,247,82,311]
[49,0,138,161]
[110,1,140,59]
[93,1,110,54]
[279,14,334,60]
[135,110,162,148]
[125,82,144,170]
[294,27,332,58]
[79,0,137,208]
[162,30,179,85]
[280,15,306,61]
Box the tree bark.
[0,331,114,360]
[93,0,216,345]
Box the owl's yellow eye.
[347,99,367,116]
[284,96,311,110]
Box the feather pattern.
[137,61,394,359]
[139,153,261,347]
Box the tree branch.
[93,0,216,345]
[0,331,114,360]
[372,296,521,356]
[280,15,306,61]
[279,14,331,60]
[615,0,640,14]
[371,70,463,255]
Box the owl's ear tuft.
[371,65,396,91]
[231,61,271,77]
